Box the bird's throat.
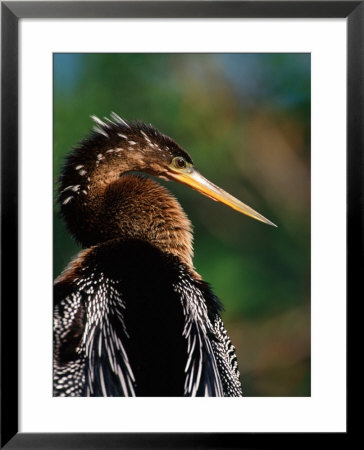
[103,175,195,269]
[62,172,195,271]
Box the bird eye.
[172,156,187,170]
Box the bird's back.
[54,239,242,397]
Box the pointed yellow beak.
[169,168,277,227]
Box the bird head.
[59,114,276,230]
[106,116,276,228]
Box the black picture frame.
[1,1,358,448]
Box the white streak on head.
[61,185,74,193]
[119,118,130,127]
[75,165,84,170]
[106,149,114,153]
[82,190,88,195]
[93,125,108,137]
[118,133,128,140]
[79,169,87,176]
[114,148,122,153]
[111,112,130,128]
[62,196,73,205]
[97,153,103,160]
[111,112,122,122]
[91,115,108,128]
[140,130,151,143]
[104,117,115,126]
[129,141,136,145]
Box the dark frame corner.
[1,1,360,448]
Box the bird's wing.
[183,317,224,397]
[174,268,224,397]
[174,266,242,397]
[53,290,87,396]
[210,314,243,397]
[53,271,136,397]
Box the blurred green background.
[54,53,310,396]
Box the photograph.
[53,53,311,397]
[1,0,356,444]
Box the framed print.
[1,1,359,447]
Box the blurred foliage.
[54,53,310,396]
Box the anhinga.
[54,113,275,397]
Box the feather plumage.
[54,115,244,397]
[54,240,242,396]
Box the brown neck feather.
[59,150,194,270]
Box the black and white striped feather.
[174,264,242,397]
[54,271,136,397]
[54,243,242,397]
